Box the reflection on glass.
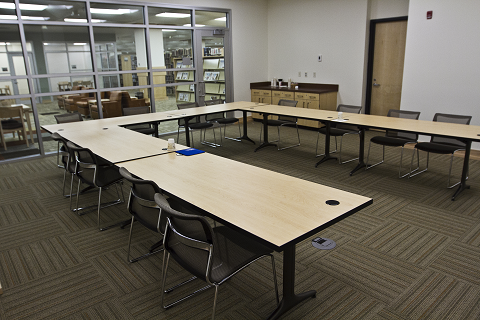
[98,72,149,89]
[33,76,94,94]
[195,11,227,28]
[203,36,225,101]
[0,0,17,20]
[90,2,143,24]
[148,7,191,26]
[18,0,86,22]
[93,27,148,74]
[0,24,28,83]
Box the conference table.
[249,103,480,200]
[43,114,373,319]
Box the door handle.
[373,83,380,87]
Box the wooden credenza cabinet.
[250,82,338,128]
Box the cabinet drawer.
[251,89,271,96]
[295,92,319,100]
[282,92,295,99]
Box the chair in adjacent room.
[122,106,156,136]
[259,99,300,150]
[315,104,362,164]
[177,102,217,147]
[154,193,279,320]
[365,109,421,178]
[67,141,125,230]
[204,99,241,145]
[409,113,472,188]
[0,105,29,150]
[91,91,123,119]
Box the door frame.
[194,28,232,107]
[365,16,408,114]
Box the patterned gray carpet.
[1,121,480,319]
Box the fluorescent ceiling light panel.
[64,18,106,23]
[0,3,47,10]
[215,17,226,21]
[162,29,176,32]
[0,14,17,19]
[73,43,87,45]
[22,16,50,20]
[156,12,190,18]
[183,24,204,27]
[90,8,137,15]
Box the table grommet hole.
[326,200,340,206]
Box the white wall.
[401,0,480,126]
[267,0,369,106]
[369,0,409,19]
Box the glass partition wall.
[0,0,231,161]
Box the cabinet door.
[272,90,282,105]
[319,92,337,111]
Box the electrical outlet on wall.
[298,71,301,77]
[318,55,322,62]
[305,72,308,77]
[313,72,316,78]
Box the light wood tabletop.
[120,151,372,249]
[58,126,188,164]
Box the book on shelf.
[189,84,195,91]
[219,59,224,69]
[181,72,189,80]
[176,72,182,80]
[176,61,183,68]
[204,72,212,81]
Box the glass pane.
[0,0,17,20]
[148,7,191,26]
[195,11,227,28]
[93,27,147,71]
[0,98,41,159]
[0,25,28,79]
[24,25,92,75]
[202,36,225,101]
[90,2,144,24]
[98,72,149,89]
[33,76,94,93]
[19,0,87,23]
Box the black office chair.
[316,104,362,164]
[119,167,169,263]
[409,113,472,188]
[67,141,125,230]
[154,193,279,320]
[259,99,300,150]
[204,99,241,145]
[51,132,75,197]
[177,102,217,147]
[365,109,421,178]
[53,112,83,168]
[122,106,156,136]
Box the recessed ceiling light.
[0,3,47,11]
[90,8,137,15]
[22,16,50,21]
[215,17,226,21]
[156,12,190,18]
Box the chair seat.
[79,164,121,188]
[216,117,239,125]
[188,122,213,130]
[318,127,357,136]
[370,136,416,147]
[132,127,156,135]
[266,119,293,127]
[1,119,23,129]
[415,142,463,154]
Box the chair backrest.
[51,132,72,168]
[385,109,421,140]
[54,112,83,124]
[123,106,151,116]
[431,113,472,146]
[177,102,201,126]
[204,99,223,106]
[66,141,99,184]
[278,99,298,122]
[109,91,124,102]
[154,193,215,282]
[119,167,165,233]
[0,105,24,119]
[336,104,362,130]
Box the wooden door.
[370,20,407,116]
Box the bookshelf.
[174,57,194,103]
[203,50,225,101]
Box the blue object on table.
[175,148,205,156]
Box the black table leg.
[452,140,471,200]
[255,113,276,152]
[315,121,337,167]
[154,122,159,138]
[350,127,366,175]
[184,117,191,147]
[267,245,316,319]
[236,110,255,144]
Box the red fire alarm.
[427,11,433,19]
